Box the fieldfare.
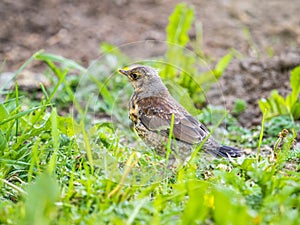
[119,65,242,164]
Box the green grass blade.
[34,52,86,73]
[48,108,59,174]
[257,108,267,155]
[0,50,43,93]
[0,105,51,126]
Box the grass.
[1,4,300,224]
[0,49,299,225]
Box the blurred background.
[1,0,300,70]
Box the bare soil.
[1,0,300,127]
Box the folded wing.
[137,97,209,145]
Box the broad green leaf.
[57,116,81,137]
[260,65,300,120]
[214,53,233,78]
[166,3,194,47]
[270,90,287,115]
[233,99,247,115]
[163,4,194,80]
[0,130,8,154]
[0,104,9,130]
[291,102,300,120]
[259,90,288,119]
[48,108,59,174]
[213,187,253,225]
[290,66,300,98]
[181,181,209,223]
[0,104,9,117]
[24,174,59,225]
[258,98,269,114]
[286,66,300,112]
[286,94,295,111]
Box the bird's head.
[118,65,168,97]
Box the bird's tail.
[216,145,242,158]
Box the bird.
[118,65,242,165]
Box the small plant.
[259,65,300,120]
[159,3,232,106]
[233,99,247,115]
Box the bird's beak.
[118,69,129,77]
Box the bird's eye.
[130,73,138,80]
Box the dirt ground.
[1,0,300,127]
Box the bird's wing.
[137,97,209,144]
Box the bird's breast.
[129,97,139,123]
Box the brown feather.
[136,97,208,145]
